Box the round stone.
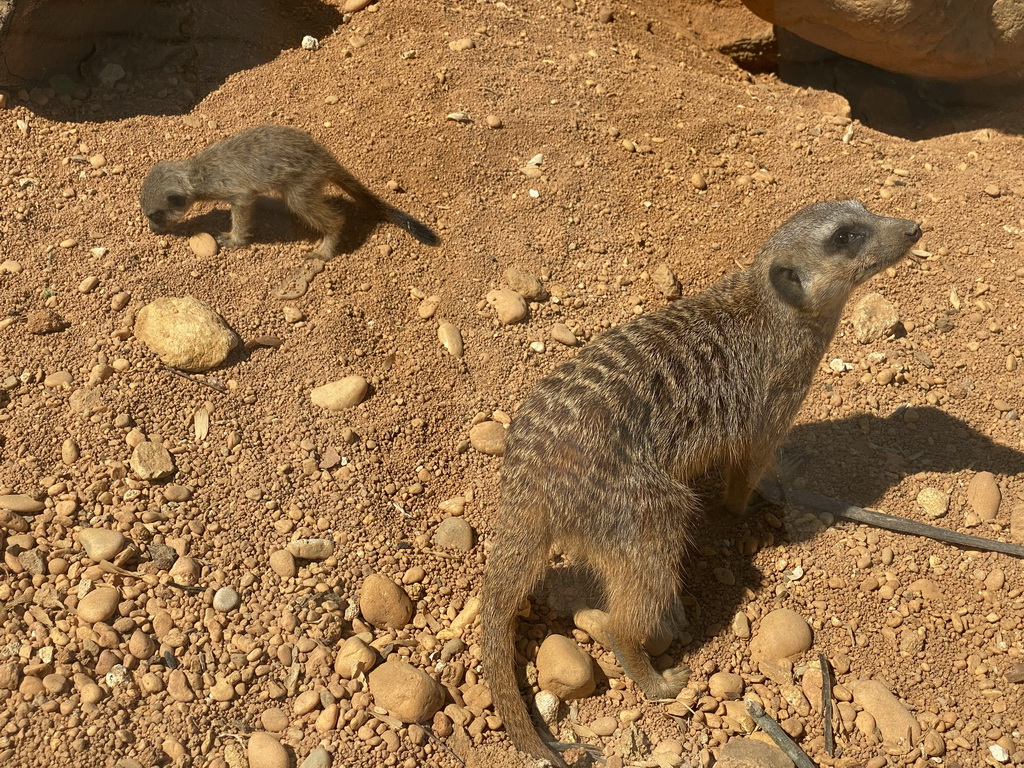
[134,296,239,373]
[213,586,241,613]
[188,233,220,258]
[469,421,506,456]
[77,587,120,624]
[247,732,290,768]
[536,634,595,700]
[749,608,813,662]
[432,516,476,552]
[359,574,414,629]
[368,658,445,723]
[269,549,297,577]
[709,671,744,700]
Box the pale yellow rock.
[335,636,377,679]
[134,296,239,372]
[310,376,368,411]
[368,658,445,723]
[359,574,414,629]
[77,587,120,624]
[438,322,464,357]
[749,608,813,662]
[967,471,1001,521]
[247,732,290,768]
[537,634,595,700]
[188,232,219,258]
[469,421,506,456]
[130,441,175,480]
[850,679,922,745]
[485,288,528,324]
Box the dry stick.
[163,365,228,394]
[745,699,817,768]
[818,652,835,757]
[768,487,1024,559]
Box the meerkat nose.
[905,225,922,243]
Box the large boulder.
[741,0,1024,81]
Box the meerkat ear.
[769,263,807,308]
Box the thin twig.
[424,727,465,767]
[764,486,1024,559]
[163,365,228,394]
[818,652,835,757]
[745,699,817,768]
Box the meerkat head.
[758,200,921,317]
[140,161,194,233]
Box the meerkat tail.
[480,526,567,768]
[330,167,440,246]
[380,205,441,246]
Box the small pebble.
[269,549,297,577]
[213,586,241,613]
[77,587,120,624]
[130,441,175,480]
[749,608,813,662]
[360,573,414,629]
[78,528,126,561]
[432,517,476,551]
[248,732,290,768]
[917,487,949,519]
[485,114,503,129]
[548,323,577,346]
[448,38,475,51]
[188,233,219,258]
[485,288,528,324]
[438,322,464,356]
[310,376,368,411]
[368,658,445,722]
[536,634,595,699]
[299,747,332,768]
[469,421,506,456]
[287,538,334,560]
[852,292,900,343]
[967,471,1001,521]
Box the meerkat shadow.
[771,405,1024,543]
[181,197,378,254]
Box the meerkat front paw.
[215,233,248,248]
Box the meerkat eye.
[831,229,862,247]
[167,194,186,208]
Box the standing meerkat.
[140,124,440,260]
[480,200,921,767]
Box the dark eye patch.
[831,228,865,249]
[167,194,187,208]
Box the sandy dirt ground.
[0,1,1022,767]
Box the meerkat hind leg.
[604,560,689,700]
[284,187,343,261]
[723,447,776,516]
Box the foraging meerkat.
[140,125,439,260]
[480,200,921,767]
